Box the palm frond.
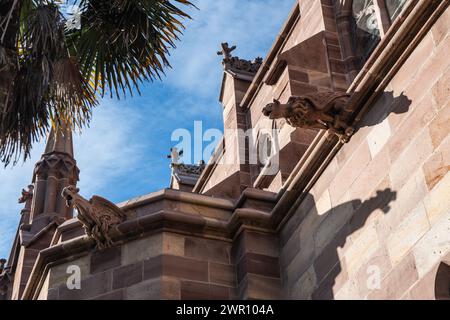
[0,0,193,166]
[68,0,194,98]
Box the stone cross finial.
[217,42,236,61]
[167,148,183,165]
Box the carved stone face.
[262,99,282,119]
[0,259,6,270]
[61,185,80,207]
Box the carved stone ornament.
[172,162,206,176]
[34,153,79,180]
[217,43,263,74]
[262,92,354,143]
[62,186,126,249]
[0,259,10,296]
[18,184,34,204]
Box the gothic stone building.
[1,0,449,300]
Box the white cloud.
[166,0,295,95]
[74,102,145,197]
[0,101,143,258]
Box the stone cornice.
[22,187,278,300]
[118,188,235,211]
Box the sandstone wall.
[280,8,450,299]
[38,233,235,300]
[37,227,283,300]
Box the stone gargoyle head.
[262,99,292,120]
[61,185,80,207]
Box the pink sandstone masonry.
[2,0,449,300]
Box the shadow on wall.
[303,188,397,300]
[356,91,412,129]
[287,91,415,299]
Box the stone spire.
[44,123,74,156]
[8,122,80,299]
[31,122,79,224]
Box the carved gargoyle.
[262,92,354,142]
[61,186,126,249]
[0,259,9,297]
[18,185,34,204]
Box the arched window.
[435,261,450,300]
[385,0,408,22]
[351,0,381,66]
[258,132,273,169]
[339,0,409,73]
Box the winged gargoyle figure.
[262,92,354,142]
[62,186,126,249]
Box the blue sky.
[0,0,295,258]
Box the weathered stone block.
[366,118,391,159]
[353,246,392,298]
[180,281,229,300]
[387,94,436,163]
[121,234,162,266]
[389,128,434,190]
[413,210,450,278]
[48,255,90,289]
[387,202,430,267]
[125,278,161,300]
[315,192,353,254]
[113,262,143,290]
[345,222,380,276]
[366,253,418,299]
[164,255,209,282]
[289,265,316,300]
[237,253,280,283]
[431,66,450,108]
[312,261,348,300]
[280,229,300,269]
[423,172,450,225]
[285,230,315,285]
[92,290,124,300]
[162,233,185,257]
[377,171,428,235]
[315,221,350,279]
[90,247,121,274]
[209,263,236,287]
[184,237,230,264]
[431,8,450,46]
[422,137,450,191]
[238,274,282,300]
[407,267,438,300]
[429,101,450,148]
[59,270,112,300]
[329,142,372,205]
